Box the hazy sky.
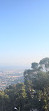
[0,0,49,66]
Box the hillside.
[0,58,49,111]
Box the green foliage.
[23,58,49,110]
[39,57,49,65]
[0,91,9,111]
[31,62,38,70]
[4,83,27,111]
[1,57,49,111]
[33,71,49,90]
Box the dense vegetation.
[0,57,49,111]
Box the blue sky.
[0,0,49,67]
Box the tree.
[31,62,38,70]
[39,58,49,72]
[39,58,49,65]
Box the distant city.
[0,67,24,90]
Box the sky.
[0,0,49,67]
